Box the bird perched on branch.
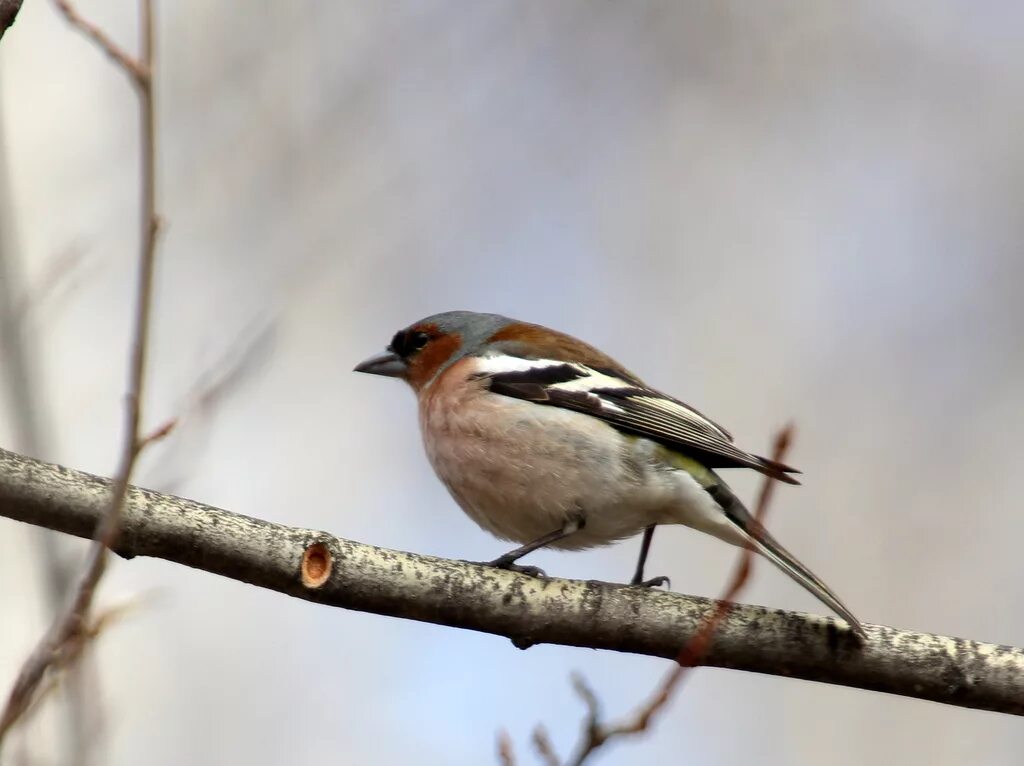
[356,310,863,637]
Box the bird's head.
[354,310,516,391]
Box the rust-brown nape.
[487,322,640,381]
[406,323,461,391]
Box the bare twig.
[560,426,794,765]
[139,417,176,448]
[15,596,146,728]
[14,242,93,323]
[1,445,1022,716]
[0,0,161,747]
[140,317,276,494]
[532,725,560,766]
[185,320,275,415]
[52,0,149,84]
[0,74,91,765]
[497,730,516,766]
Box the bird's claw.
[631,575,670,589]
[485,558,548,579]
[500,562,548,579]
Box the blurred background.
[2,1,1023,764]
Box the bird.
[355,310,864,637]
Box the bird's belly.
[420,390,672,549]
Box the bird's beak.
[354,350,407,378]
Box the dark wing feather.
[481,361,800,484]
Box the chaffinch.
[356,310,863,637]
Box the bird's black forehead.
[388,327,426,357]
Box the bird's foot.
[631,575,670,589]
[483,556,547,579]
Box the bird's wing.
[472,355,800,484]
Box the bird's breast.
[418,375,673,548]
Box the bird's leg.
[485,514,585,578]
[630,525,670,588]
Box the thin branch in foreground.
[0,0,162,746]
[0,445,1022,717]
[14,596,145,730]
[497,730,516,766]
[140,317,276,495]
[0,82,93,766]
[52,0,149,83]
[532,725,560,766]
[556,426,794,766]
[14,241,94,325]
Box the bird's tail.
[706,480,865,638]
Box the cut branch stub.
[301,542,333,589]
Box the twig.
[532,725,560,766]
[561,427,793,765]
[0,72,91,764]
[52,0,149,84]
[0,445,1022,716]
[140,317,275,494]
[14,242,93,323]
[139,417,176,449]
[15,596,146,728]
[0,0,161,747]
[497,730,516,766]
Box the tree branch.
[0,69,93,765]
[0,445,1021,716]
[0,0,160,745]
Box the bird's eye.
[390,329,430,357]
[410,331,429,351]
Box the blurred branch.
[497,731,516,766]
[14,596,143,732]
[0,33,91,764]
[1,446,1023,716]
[0,0,161,748]
[141,317,276,495]
[531,726,559,766]
[13,241,93,324]
[0,0,24,43]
